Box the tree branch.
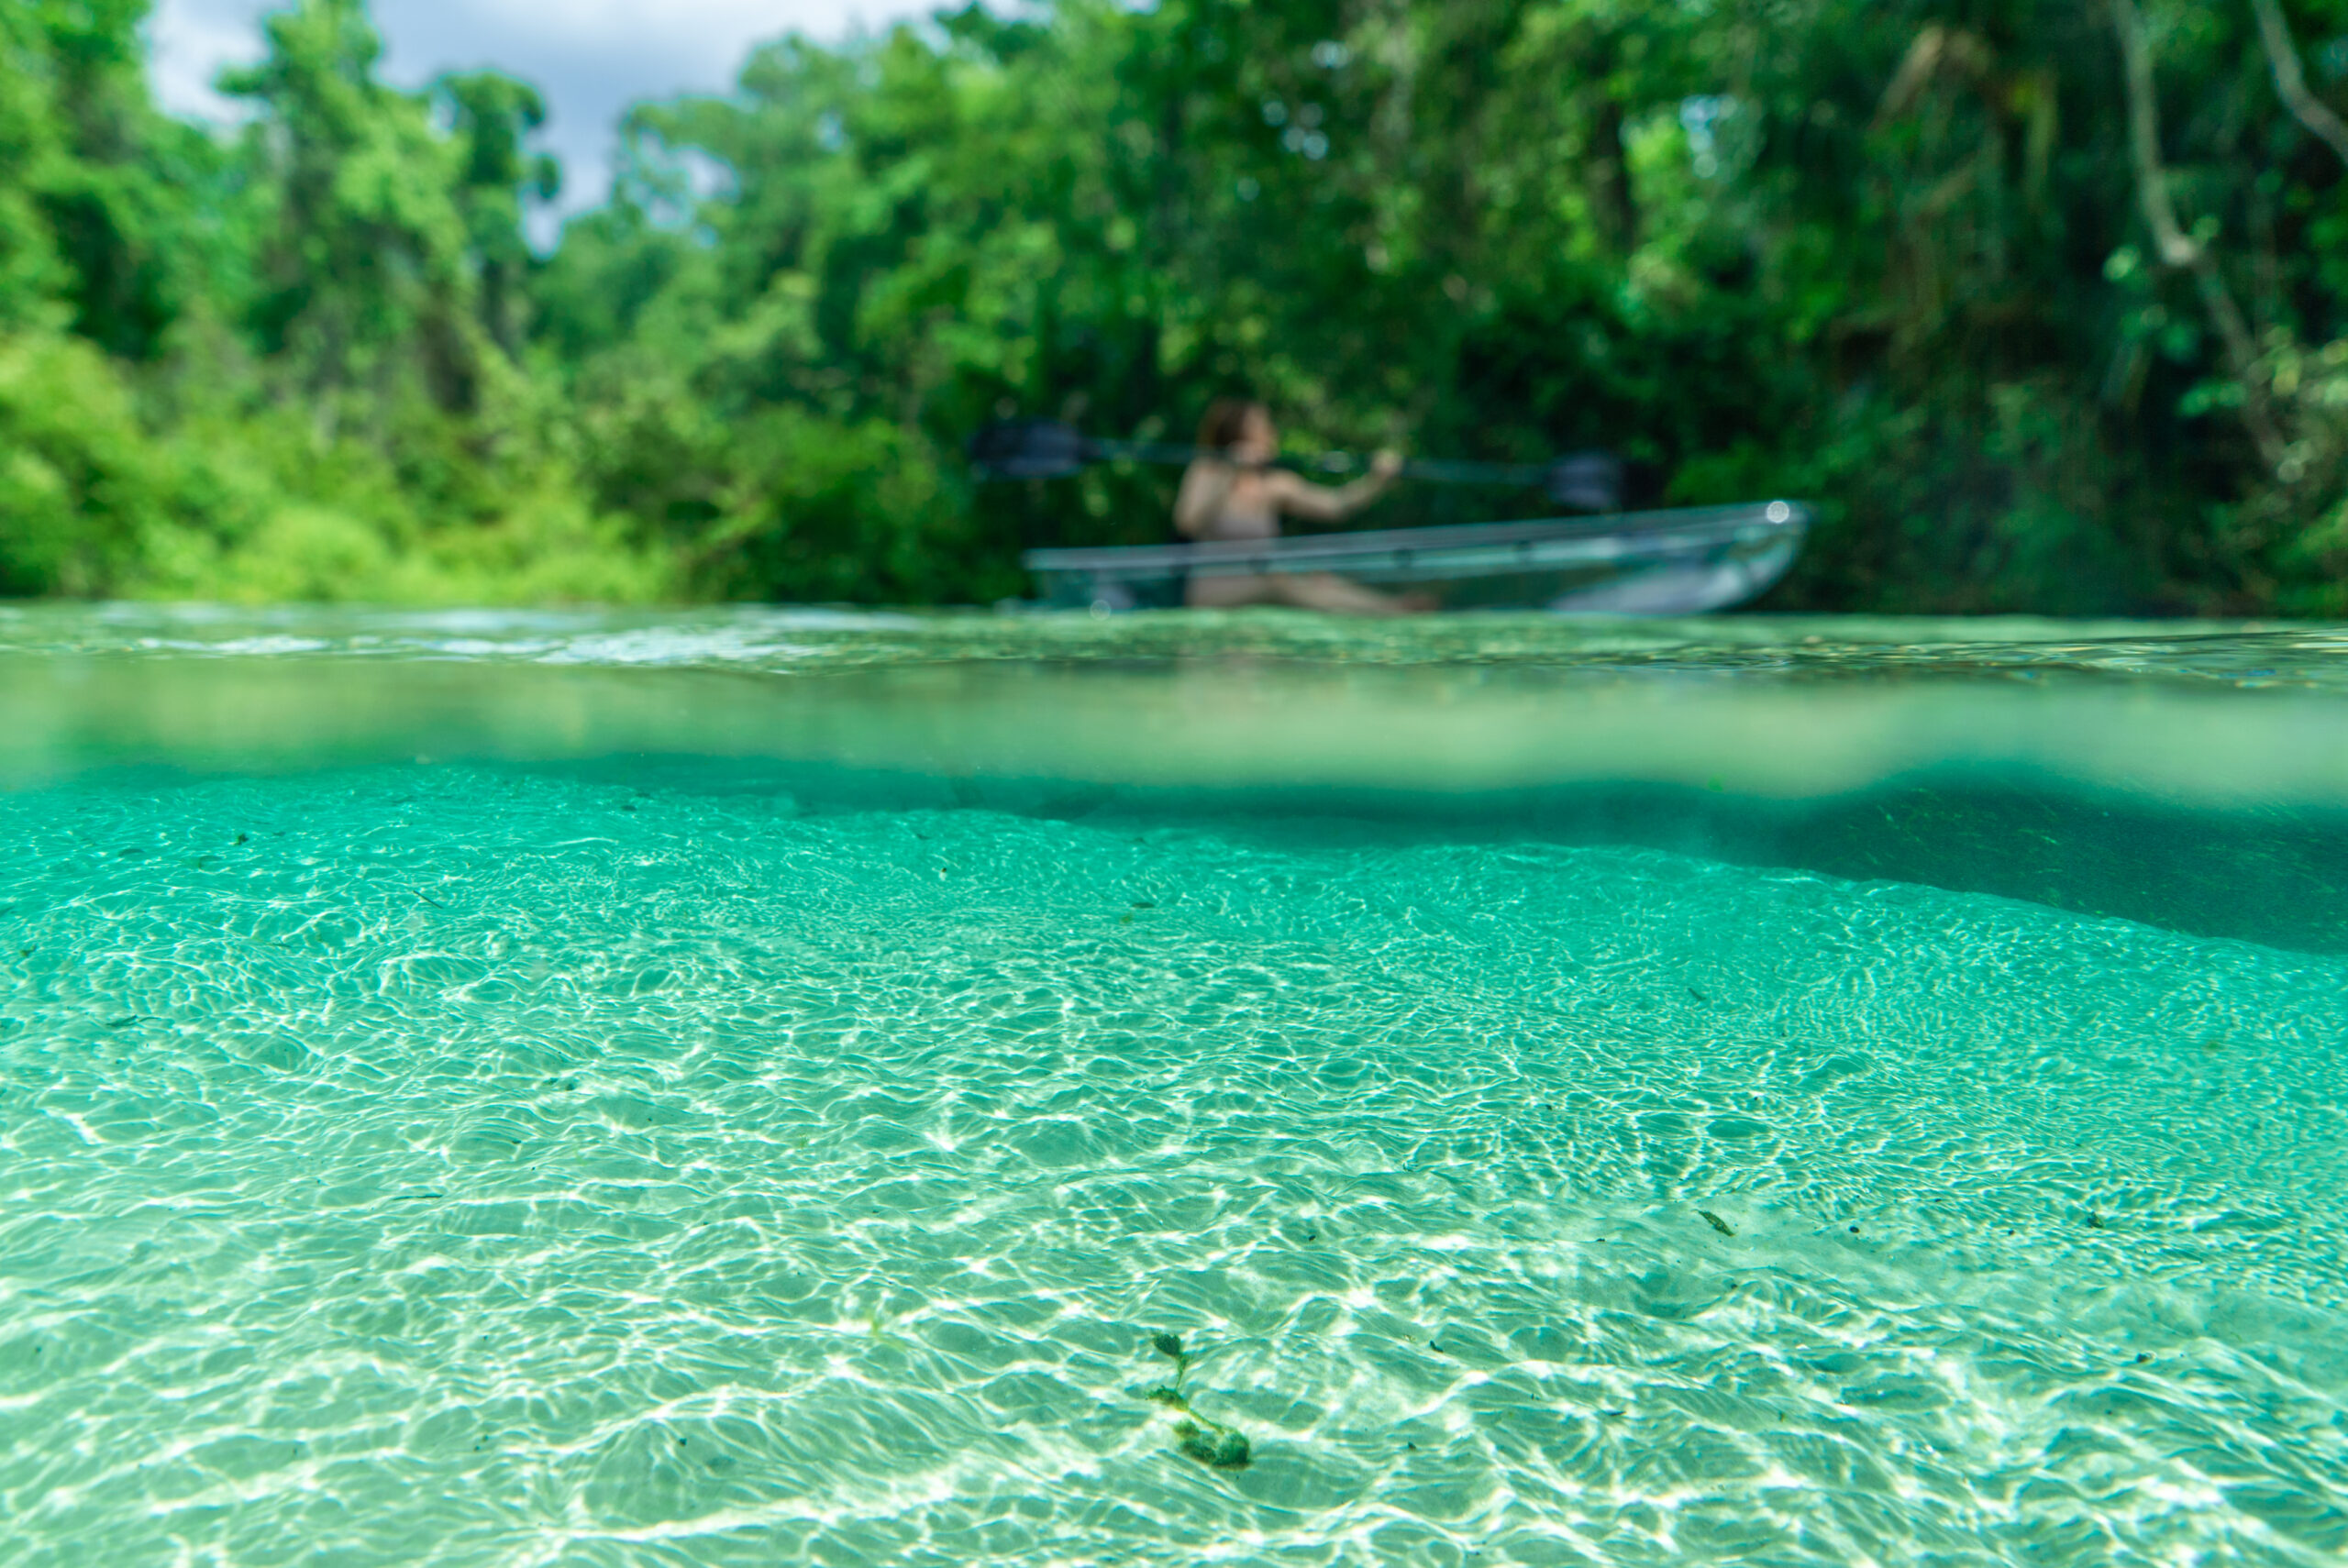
[2110,0,2288,469]
[2112,0,2197,269]
[2253,0,2348,168]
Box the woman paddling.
[1172,399,1430,613]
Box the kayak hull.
[1022,501,1811,614]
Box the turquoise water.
[4,608,2347,1566]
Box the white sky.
[147,0,943,219]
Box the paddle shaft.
[1084,436,1552,488]
[966,419,1618,508]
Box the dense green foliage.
[6,0,2348,611]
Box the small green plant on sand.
[1145,1331,1251,1471]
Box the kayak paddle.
[967,418,1623,512]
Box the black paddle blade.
[1545,451,1624,512]
[969,419,1091,480]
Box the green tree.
[436,70,560,355]
[222,0,478,419]
[0,1,70,331]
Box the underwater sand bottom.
[1,767,2344,1566]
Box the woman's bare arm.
[1173,459,1239,538]
[1267,452,1401,523]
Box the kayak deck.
[1023,501,1811,614]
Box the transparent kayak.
[1023,500,1811,613]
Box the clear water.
[4,607,2346,1567]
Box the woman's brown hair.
[1196,398,1266,452]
